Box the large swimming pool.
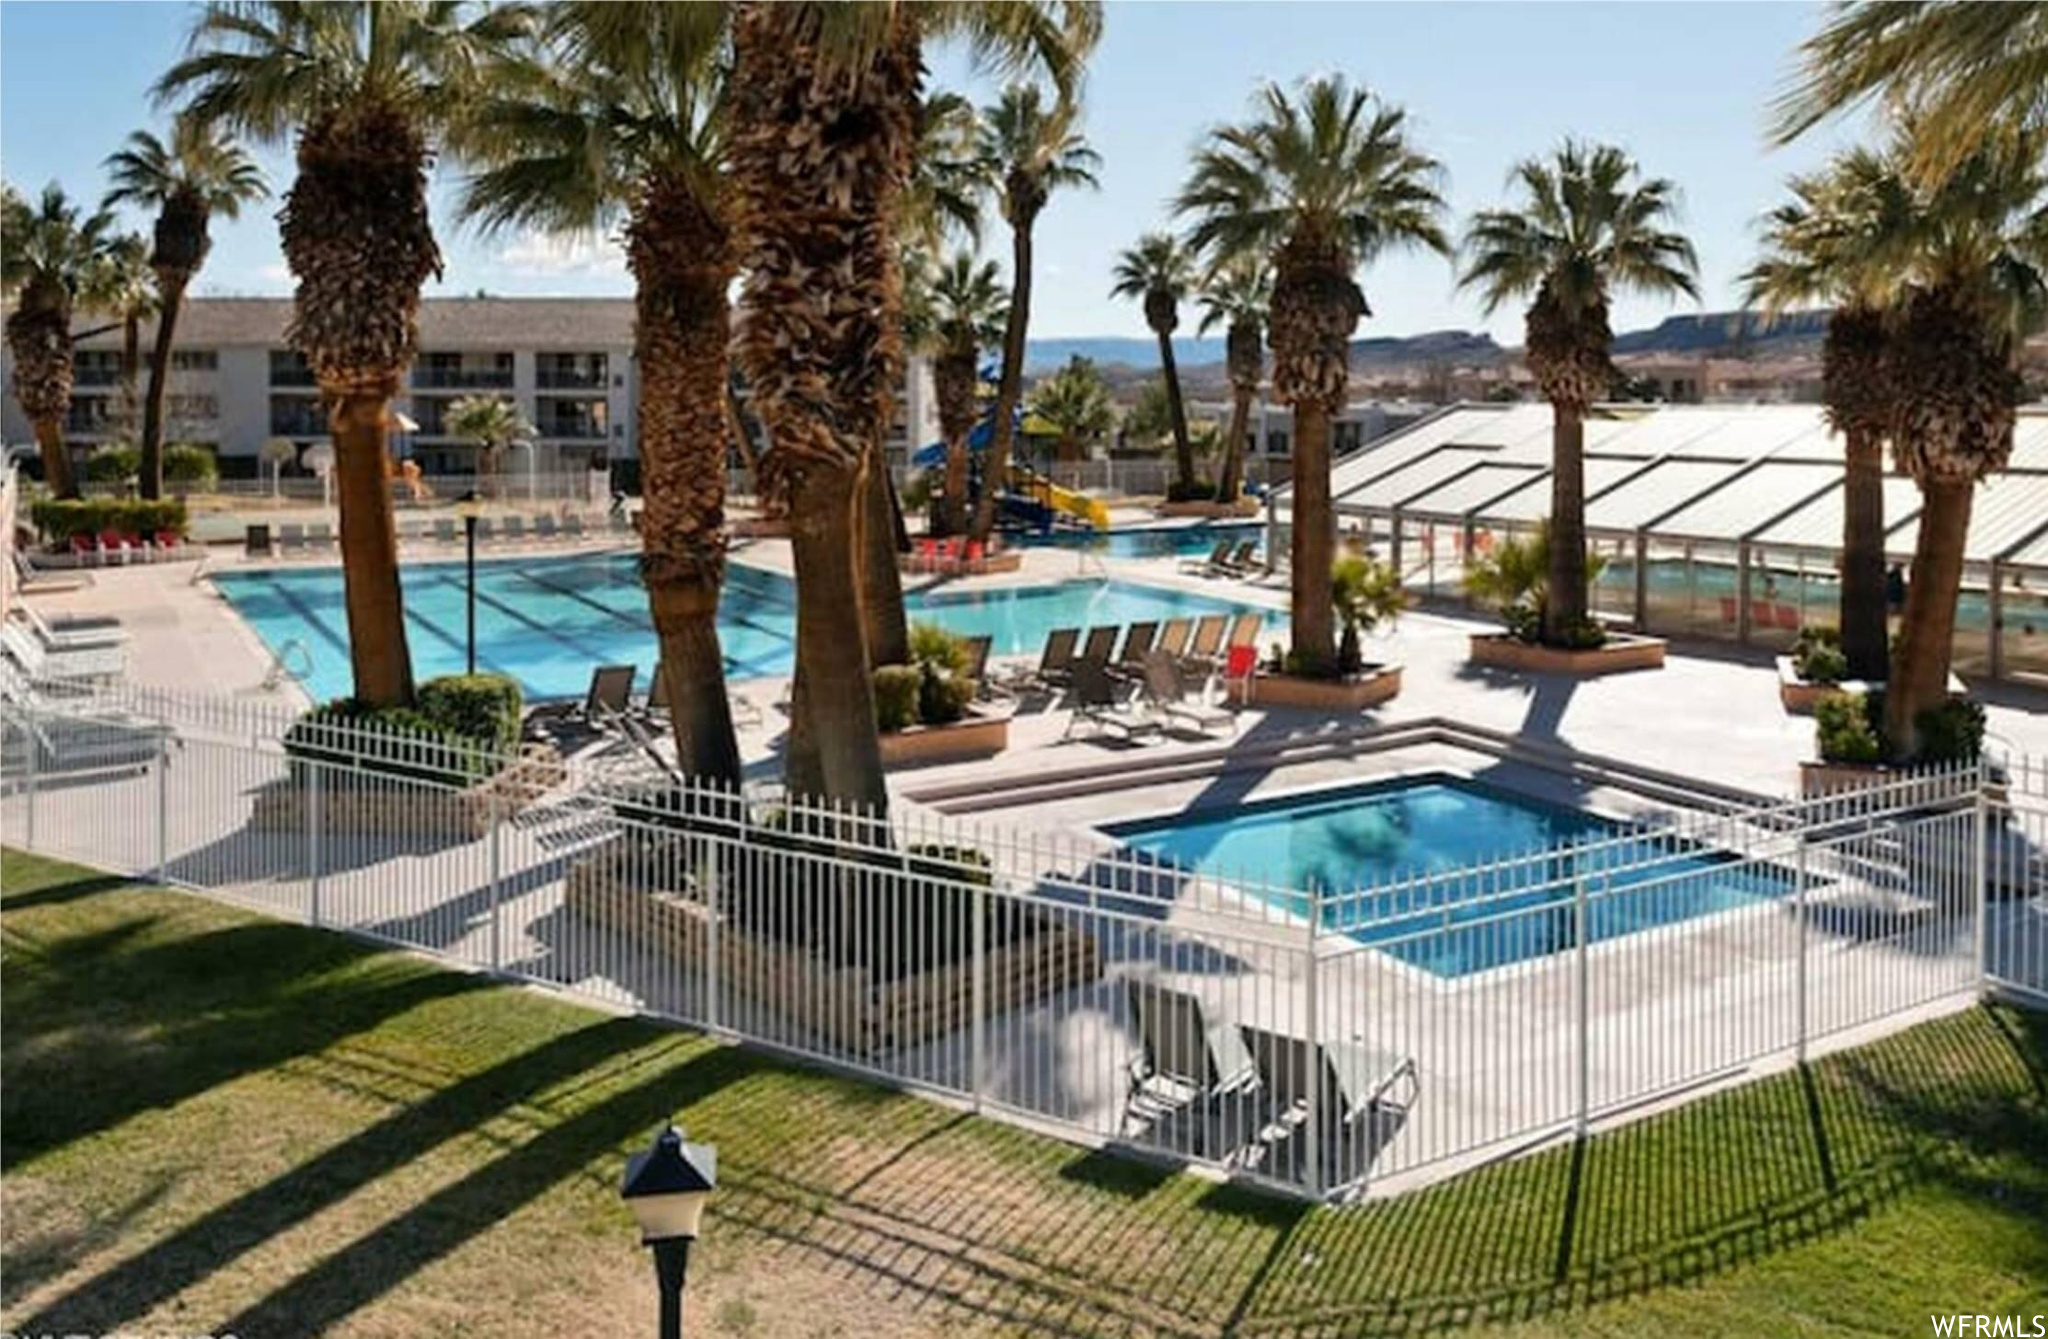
[213,555,1277,702]
[1104,775,1793,977]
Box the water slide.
[1010,465,1110,531]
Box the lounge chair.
[11,549,88,593]
[1216,539,1260,575]
[1064,659,1161,743]
[1002,626,1080,693]
[1775,603,1801,632]
[958,634,996,696]
[642,660,670,719]
[397,518,426,546]
[1077,625,1119,667]
[1142,649,1233,736]
[18,604,124,651]
[243,524,273,560]
[607,511,632,538]
[1110,621,1158,680]
[278,523,307,558]
[433,517,459,545]
[1125,979,1260,1157]
[501,515,528,544]
[1224,611,1264,653]
[578,664,638,724]
[2,619,123,682]
[475,517,497,545]
[533,513,560,542]
[307,521,337,554]
[1177,539,1232,576]
[1181,614,1228,671]
[1156,617,1193,660]
[563,513,587,542]
[1241,1024,1417,1152]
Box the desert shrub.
[30,498,187,542]
[1815,691,1882,764]
[415,673,523,757]
[1791,625,1847,684]
[162,443,219,488]
[1332,554,1406,676]
[1463,521,1607,645]
[285,672,524,786]
[907,621,970,674]
[84,443,141,483]
[873,665,922,732]
[1915,697,1986,765]
[918,662,974,725]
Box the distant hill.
[1024,311,1829,377]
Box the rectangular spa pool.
[1103,775,1794,977]
[213,554,1276,703]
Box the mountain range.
[1023,310,1831,376]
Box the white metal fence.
[2,678,2042,1201]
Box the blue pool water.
[1022,522,1261,560]
[1104,776,1793,977]
[213,555,1277,703]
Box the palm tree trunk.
[1839,428,1888,680]
[971,219,1033,543]
[942,433,970,535]
[1216,388,1250,503]
[1882,476,1973,760]
[1159,331,1194,490]
[1291,403,1336,674]
[1544,403,1589,642]
[329,393,414,705]
[789,462,888,808]
[858,453,910,667]
[139,271,189,503]
[32,418,76,499]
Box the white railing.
[0,679,2040,1202]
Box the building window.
[269,349,317,387]
[1265,428,1291,455]
[64,395,118,433]
[73,350,122,387]
[171,349,219,371]
[535,351,608,389]
[413,350,513,389]
[167,394,219,422]
[270,394,327,436]
[535,396,608,439]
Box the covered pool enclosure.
[1267,402,2048,686]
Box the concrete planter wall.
[877,711,1010,768]
[565,847,1102,1055]
[1776,659,1966,715]
[1154,498,1261,520]
[1232,664,1403,711]
[898,550,1023,577]
[249,745,564,839]
[1469,632,1667,676]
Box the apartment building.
[4,296,936,481]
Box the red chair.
[97,529,134,565]
[122,532,148,563]
[154,529,184,558]
[1221,643,1259,704]
[69,532,100,567]
[1776,603,1801,631]
[913,537,937,572]
[964,539,985,565]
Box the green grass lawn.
[3,847,2045,1338]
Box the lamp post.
[620,1122,717,1339]
[455,490,483,675]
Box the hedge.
[30,498,189,543]
[283,671,524,788]
[163,444,219,487]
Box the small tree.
[1331,554,1406,674]
[444,395,533,486]
[258,435,296,498]
[1026,355,1113,461]
[1463,521,1608,646]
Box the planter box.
[249,744,564,838]
[565,843,1102,1055]
[878,711,1010,768]
[1232,664,1402,711]
[1468,632,1666,676]
[1775,658,1967,714]
[898,550,1023,577]
[1154,498,1262,519]
[1798,757,1984,799]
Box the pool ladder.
[262,637,315,692]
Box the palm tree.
[1195,257,1269,504]
[1109,232,1197,491]
[1773,2,2048,185]
[457,1,744,785]
[966,81,1100,545]
[727,0,1098,809]
[1180,76,1450,676]
[443,394,533,483]
[1458,141,1699,646]
[1873,132,2047,757]
[158,0,538,708]
[1027,354,1113,461]
[79,234,157,448]
[102,118,267,500]
[2,183,114,499]
[912,250,1007,534]
[1744,149,1913,682]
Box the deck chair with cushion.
[1142,649,1234,737]
[1111,621,1158,680]
[1077,625,1119,667]
[307,521,337,553]
[501,515,528,544]
[1181,614,1228,672]
[1125,979,1261,1157]
[1002,626,1079,693]
[533,513,560,542]
[1224,611,1264,653]
[19,604,124,651]
[1064,659,1161,743]
[1155,618,1193,661]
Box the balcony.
[270,398,328,437]
[64,397,118,434]
[269,351,317,388]
[73,352,123,388]
[413,352,514,390]
[534,397,608,439]
[535,353,608,390]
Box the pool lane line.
[506,566,657,631]
[419,569,650,673]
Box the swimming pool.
[1021,522,1261,560]
[213,555,1278,703]
[1103,775,1793,977]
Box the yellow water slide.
[1013,467,1110,531]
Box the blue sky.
[1,2,1865,344]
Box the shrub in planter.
[1332,554,1406,676]
[30,497,188,542]
[162,443,219,489]
[907,621,970,674]
[873,665,922,732]
[918,662,974,725]
[415,672,523,758]
[1163,477,1218,503]
[1790,626,1847,685]
[285,672,524,787]
[1815,691,1882,764]
[85,443,142,484]
[1463,521,1608,646]
[1915,696,1986,764]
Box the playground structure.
[913,409,1111,539]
